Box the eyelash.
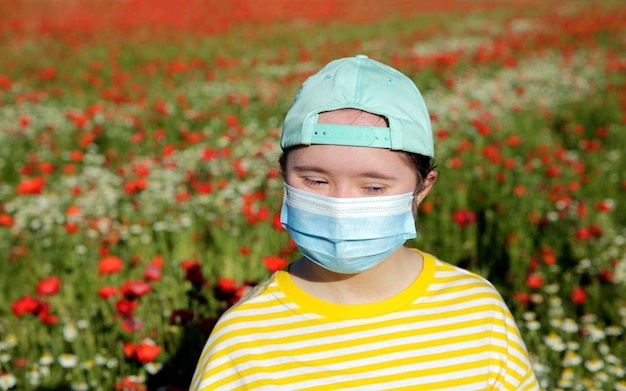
[364,186,386,194]
[303,178,326,187]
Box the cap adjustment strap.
[311,123,392,149]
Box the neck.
[289,247,423,305]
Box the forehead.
[317,109,387,126]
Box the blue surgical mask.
[280,184,417,274]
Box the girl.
[190,55,539,391]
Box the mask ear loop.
[411,179,422,217]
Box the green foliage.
[1,1,625,390]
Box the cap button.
[355,54,368,59]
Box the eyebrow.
[292,165,398,181]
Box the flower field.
[1,0,625,390]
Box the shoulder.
[417,251,514,318]
[422,251,500,292]
[421,252,537,374]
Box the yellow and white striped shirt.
[191,250,539,390]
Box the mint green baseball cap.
[281,55,434,157]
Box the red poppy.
[38,162,54,174]
[599,268,613,283]
[513,185,526,196]
[181,260,200,271]
[37,302,58,325]
[123,342,135,359]
[98,285,118,300]
[596,127,608,138]
[232,160,247,178]
[525,273,544,289]
[545,166,561,178]
[539,247,556,266]
[575,227,590,241]
[116,376,147,391]
[588,224,603,238]
[16,177,46,195]
[135,340,161,363]
[262,256,289,273]
[11,295,40,317]
[217,277,237,293]
[448,157,463,169]
[79,132,95,146]
[163,144,176,157]
[69,150,84,162]
[234,284,252,304]
[268,168,280,179]
[482,145,500,162]
[505,135,522,147]
[452,209,477,228]
[175,190,190,203]
[66,205,81,216]
[513,291,530,306]
[63,164,76,175]
[99,256,124,276]
[201,148,220,161]
[150,256,164,268]
[121,317,143,333]
[0,213,13,227]
[120,280,151,299]
[36,276,61,296]
[571,287,587,305]
[115,299,138,317]
[594,200,613,212]
[181,260,205,287]
[420,201,434,214]
[193,182,213,194]
[132,161,151,177]
[124,178,148,195]
[567,181,580,193]
[0,74,12,90]
[471,118,490,136]
[38,67,57,80]
[272,215,284,231]
[143,265,162,281]
[65,222,79,233]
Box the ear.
[414,170,438,206]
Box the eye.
[363,185,386,195]
[303,178,327,187]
